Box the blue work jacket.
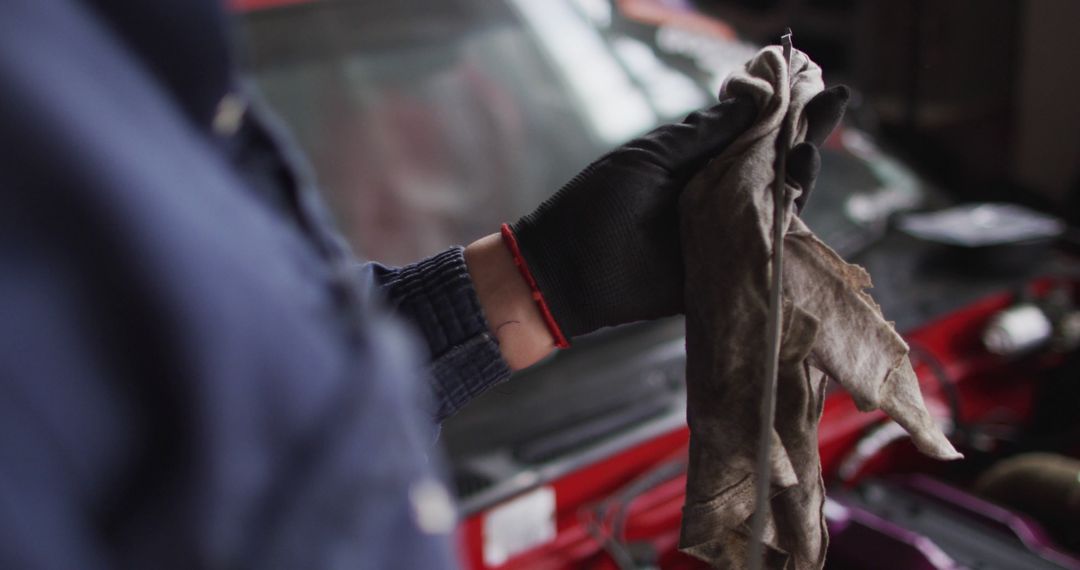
[0,0,511,568]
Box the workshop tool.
[747,28,794,570]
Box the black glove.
[505,86,850,344]
[789,85,851,212]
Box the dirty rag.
[678,46,962,570]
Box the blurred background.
[233,1,1080,568]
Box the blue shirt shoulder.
[0,0,509,568]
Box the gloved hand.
[503,86,850,345]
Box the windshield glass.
[241,0,630,264]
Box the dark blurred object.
[1027,346,1080,458]
[1011,1,1080,213]
[695,0,1080,219]
[975,453,1080,552]
[689,0,857,70]
[829,475,1080,570]
[851,0,1018,201]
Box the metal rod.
[747,28,793,570]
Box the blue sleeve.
[0,242,119,570]
[1,2,465,567]
[370,248,513,422]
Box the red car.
[235,1,1080,568]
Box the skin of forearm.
[464,233,555,370]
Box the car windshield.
[241,0,663,265]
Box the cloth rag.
[678,46,962,569]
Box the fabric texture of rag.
[678,46,962,569]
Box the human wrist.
[464,232,556,370]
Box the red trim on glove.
[500,224,571,349]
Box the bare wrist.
[464,233,555,370]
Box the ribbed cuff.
[428,332,511,420]
[375,247,513,421]
[376,247,489,358]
